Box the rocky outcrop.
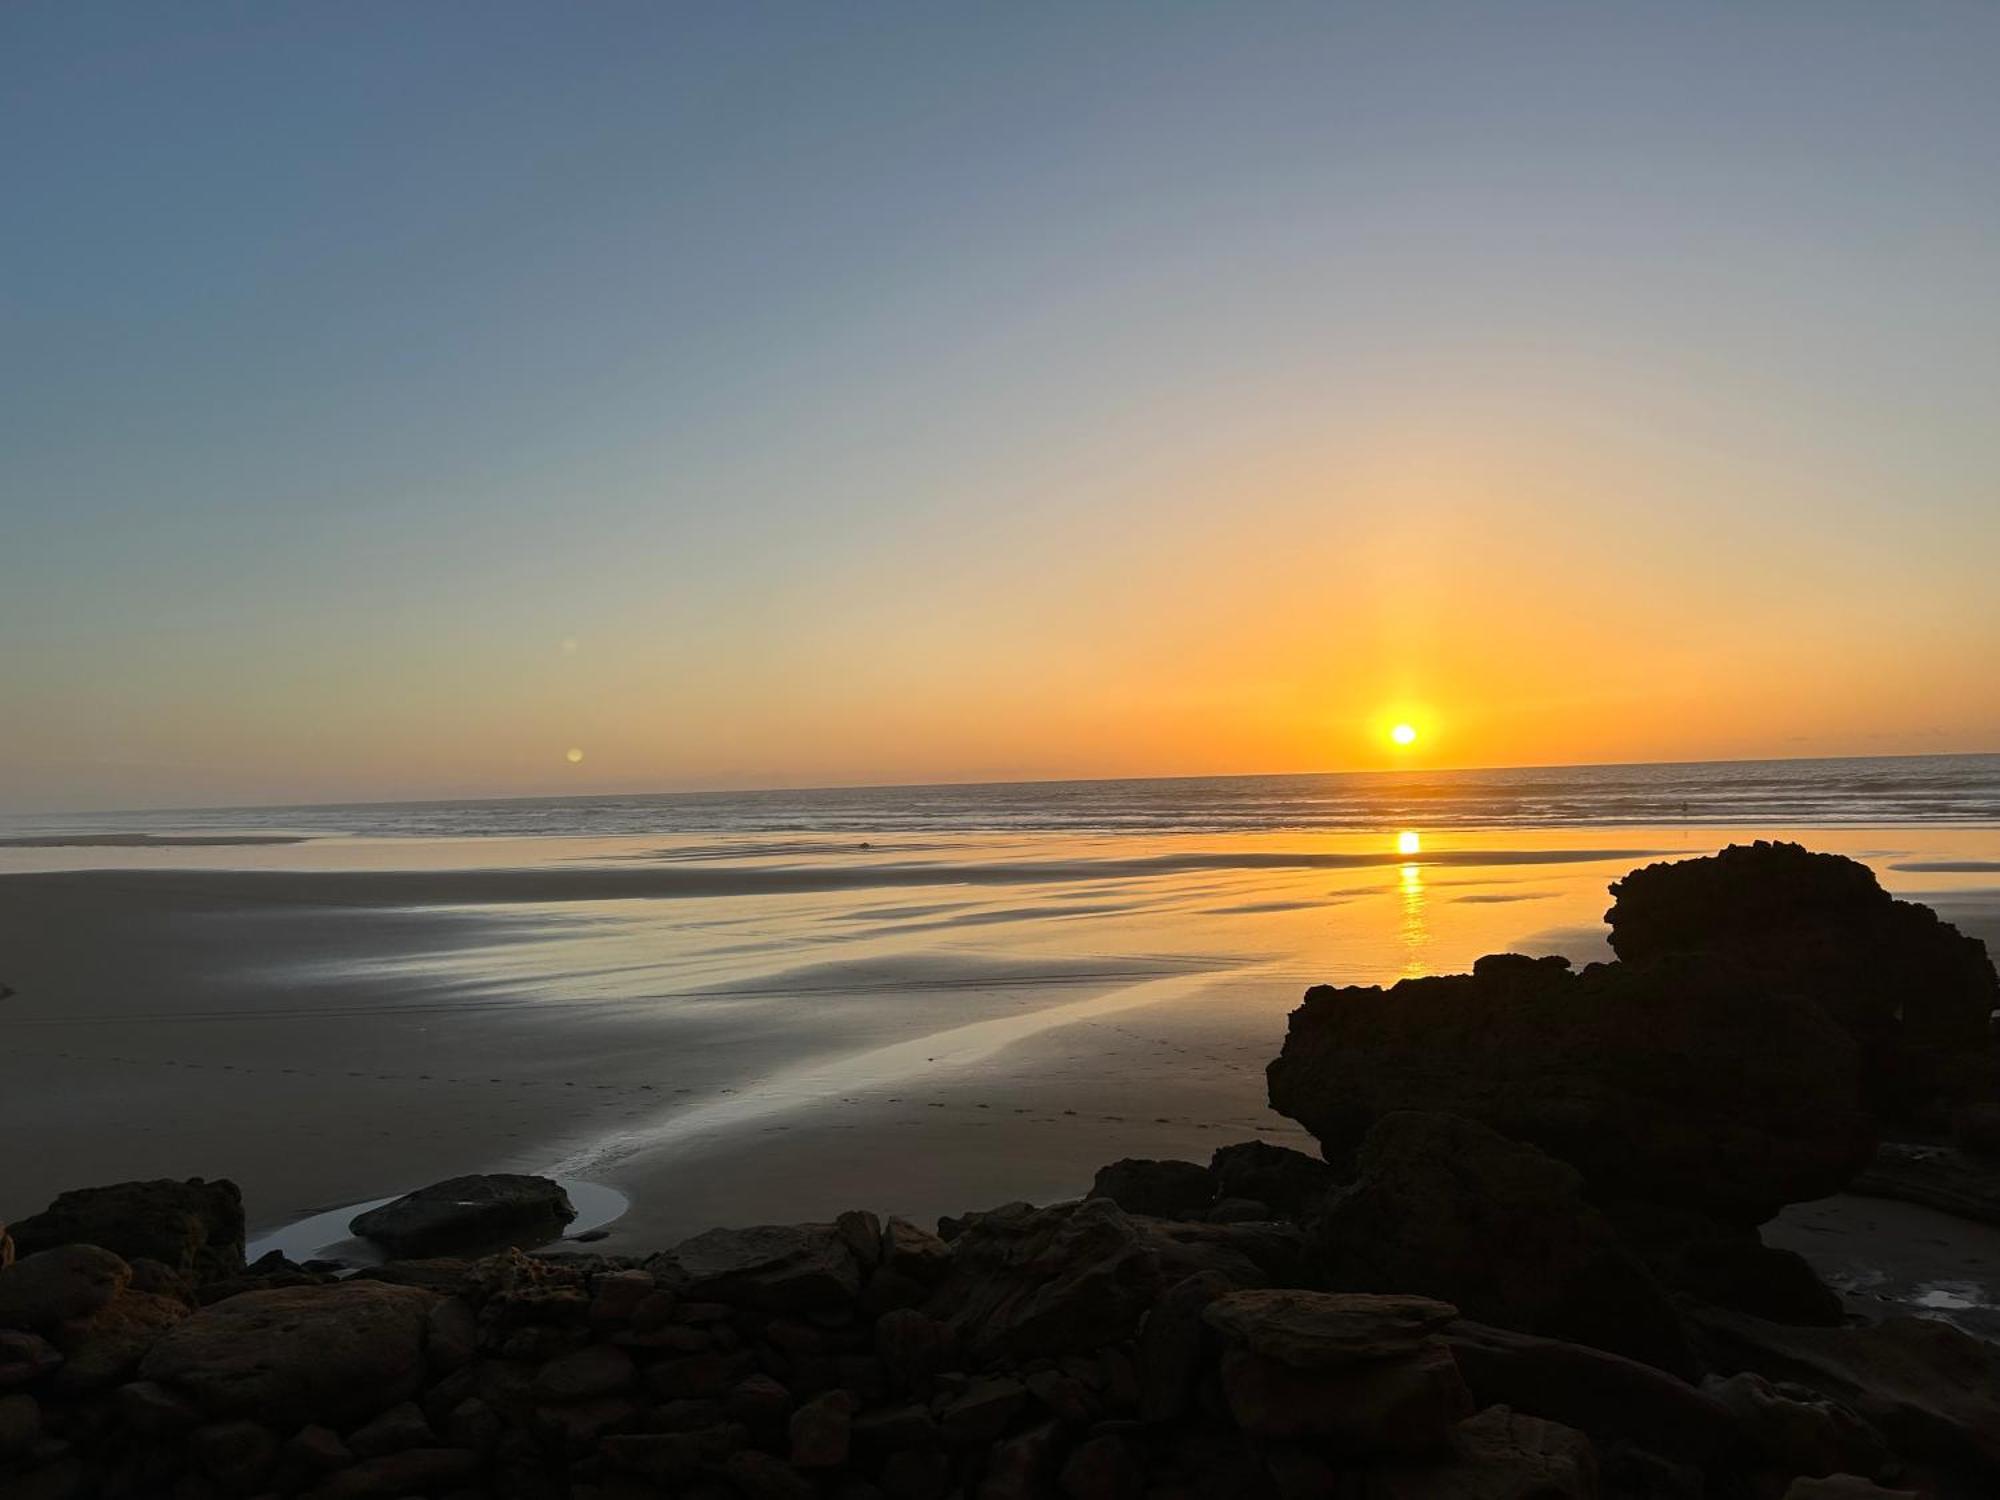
[1268,950,1874,1226]
[1849,1142,2000,1228]
[1312,1111,1697,1375]
[1087,1158,1213,1219]
[10,1178,244,1282]
[1607,841,2000,1124]
[348,1174,575,1257]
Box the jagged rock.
[1781,1477,1920,1500]
[0,1246,130,1331]
[49,1287,188,1393]
[0,1330,61,1388]
[1354,1404,1599,1499]
[1607,842,2000,1124]
[1210,1140,1340,1220]
[1688,1304,2000,1481]
[0,1392,39,1456]
[9,1179,243,1282]
[1268,950,1873,1225]
[880,1218,953,1283]
[1702,1371,1890,1482]
[348,1174,575,1257]
[1443,1321,1750,1469]
[661,1223,861,1311]
[139,1280,438,1427]
[927,1199,1270,1363]
[1088,1158,1213,1218]
[1313,1112,1695,1375]
[1848,1141,2000,1227]
[1203,1289,1459,1367]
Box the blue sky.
[5,4,1997,810]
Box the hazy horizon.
[7,4,1998,812]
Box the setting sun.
[1391,723,1418,747]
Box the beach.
[5,809,1998,1263]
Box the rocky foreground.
[2,842,1998,1500]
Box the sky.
[4,3,1998,812]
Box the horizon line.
[9,744,1998,825]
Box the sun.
[1390,723,1418,747]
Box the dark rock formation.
[348,1173,575,1257]
[1086,1158,1212,1219]
[1269,950,1874,1226]
[1312,1111,1698,1375]
[0,1246,130,1332]
[1607,841,2000,1123]
[1849,1142,2000,1228]
[10,1178,244,1282]
[1209,1138,1339,1219]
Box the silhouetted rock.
[348,1173,574,1257]
[1689,1303,2000,1483]
[1087,1158,1212,1219]
[1268,951,1873,1225]
[1604,1202,1845,1327]
[138,1280,438,1427]
[10,1178,243,1282]
[1607,841,2000,1124]
[1209,1139,1339,1220]
[1312,1111,1697,1375]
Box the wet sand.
[3,826,1998,1274]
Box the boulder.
[1209,1140,1340,1220]
[9,1178,243,1282]
[0,1330,60,1388]
[1268,950,1873,1226]
[1702,1371,1890,1481]
[1688,1303,2000,1482]
[138,1280,439,1427]
[1313,1112,1695,1375]
[1354,1404,1599,1499]
[1443,1321,1751,1469]
[49,1287,188,1393]
[1848,1142,2000,1228]
[1087,1158,1213,1219]
[0,1245,130,1331]
[1606,842,2000,1123]
[659,1223,861,1311]
[348,1174,574,1257]
[1604,1202,1843,1326]
[1202,1290,1471,1451]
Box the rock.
[532,1342,635,1401]
[1702,1371,1890,1481]
[1443,1321,1750,1469]
[1209,1140,1340,1219]
[1847,1141,2000,1227]
[1087,1159,1213,1219]
[1606,1202,1845,1326]
[1688,1303,2000,1481]
[601,1431,705,1485]
[0,1393,39,1456]
[8,1179,244,1283]
[723,1448,817,1500]
[1203,1289,1460,1368]
[139,1280,438,1427]
[976,1419,1062,1500]
[881,1446,951,1500]
[880,1218,953,1284]
[189,1417,279,1491]
[1313,1112,1696,1375]
[1781,1478,1920,1500]
[1268,949,1874,1225]
[1955,1102,2000,1160]
[1606,842,2000,1124]
[282,1423,352,1471]
[662,1223,861,1311]
[347,1399,436,1457]
[348,1174,575,1257]
[1354,1404,1599,1499]
[0,1245,130,1331]
[1138,1270,1233,1422]
[426,1294,478,1371]
[50,1287,188,1392]
[0,1330,61,1388]
[1059,1431,1146,1500]
[1202,1288,1470,1452]
[939,1376,1027,1446]
[299,1447,480,1500]
[789,1388,857,1467]
[588,1268,655,1327]
[114,1378,201,1435]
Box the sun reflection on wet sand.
[1397,831,1430,976]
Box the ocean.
[7,752,1999,840]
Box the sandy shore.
[4,826,1998,1291]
